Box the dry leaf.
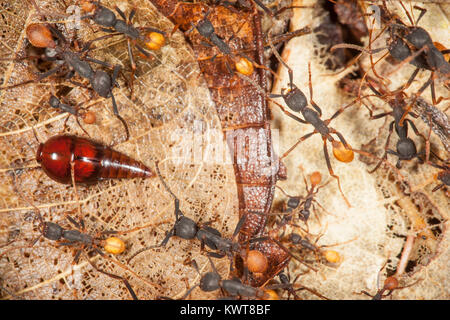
[0,0,449,300]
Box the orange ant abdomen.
[36,135,154,184]
[26,23,56,48]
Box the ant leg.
[307,62,322,116]
[263,27,311,49]
[322,138,351,207]
[369,121,395,173]
[127,229,174,263]
[329,129,350,149]
[428,76,445,105]
[399,71,433,126]
[84,57,114,69]
[326,96,362,123]
[134,44,156,60]
[82,250,138,300]
[412,6,427,26]
[232,215,247,239]
[82,33,122,52]
[281,131,316,160]
[267,30,294,89]
[405,118,426,143]
[109,65,130,141]
[386,149,403,168]
[395,68,420,93]
[126,39,136,99]
[110,92,130,141]
[368,110,392,121]
[114,6,127,20]
[0,64,65,90]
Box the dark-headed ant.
[267,33,360,207]
[363,78,426,170]
[357,235,421,300]
[3,169,163,300]
[49,95,96,135]
[268,271,329,300]
[182,257,274,300]
[127,161,248,267]
[277,171,331,226]
[333,1,450,118]
[186,9,257,76]
[80,1,166,93]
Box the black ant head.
[287,197,300,210]
[300,209,310,221]
[396,138,417,160]
[199,272,221,292]
[405,27,432,49]
[93,5,117,28]
[196,18,215,38]
[174,216,198,240]
[284,86,307,113]
[49,95,60,109]
[42,222,63,241]
[289,233,302,245]
[388,38,412,62]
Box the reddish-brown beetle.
[36,135,154,184]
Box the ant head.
[93,5,116,28]
[289,233,302,245]
[284,86,307,113]
[405,27,432,49]
[388,38,412,62]
[49,95,60,109]
[199,272,221,292]
[42,221,64,241]
[396,138,417,159]
[174,216,198,240]
[91,70,112,98]
[26,24,56,49]
[196,17,214,38]
[287,197,300,210]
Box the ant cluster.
[0,0,448,300]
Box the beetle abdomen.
[36,135,154,184]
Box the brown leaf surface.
[0,0,238,299]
